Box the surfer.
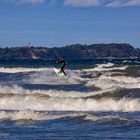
[56,58,67,76]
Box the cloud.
[18,0,45,4]
[105,0,124,7]
[64,0,140,8]
[1,0,140,7]
[105,0,140,7]
[64,0,101,7]
[124,0,140,6]
[1,0,45,5]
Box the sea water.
[0,59,140,140]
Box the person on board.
[56,58,67,76]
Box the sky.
[0,0,140,48]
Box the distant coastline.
[0,43,139,60]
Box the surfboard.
[53,68,66,78]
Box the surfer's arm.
[56,60,64,64]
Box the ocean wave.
[0,83,116,99]
[0,110,139,123]
[0,93,140,112]
[86,75,140,90]
[84,114,130,122]
[27,69,82,85]
[83,63,127,72]
[0,84,50,95]
[0,110,87,122]
[0,67,50,73]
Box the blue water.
[1,112,140,140]
[0,58,139,68]
[0,59,140,140]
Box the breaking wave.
[0,110,139,123]
[0,67,50,73]
[0,93,140,112]
[86,75,140,90]
[0,62,140,123]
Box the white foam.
[0,110,77,121]
[86,74,140,91]
[27,69,83,86]
[0,85,27,94]
[0,94,140,112]
[0,84,48,95]
[0,67,50,73]
[84,114,129,122]
[84,63,127,72]
[107,76,140,83]
[0,110,132,122]
[0,110,48,121]
[0,84,103,98]
[0,110,88,121]
[97,62,114,67]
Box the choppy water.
[0,59,140,140]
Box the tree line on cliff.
[0,43,139,59]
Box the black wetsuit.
[57,59,67,76]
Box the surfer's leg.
[62,70,66,76]
[59,65,67,76]
[62,65,67,76]
[60,65,65,73]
